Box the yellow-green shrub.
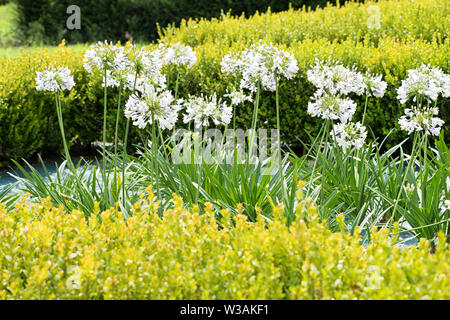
[1,188,449,299]
[161,0,449,46]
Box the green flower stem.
[248,82,260,164]
[122,72,138,215]
[102,68,108,170]
[171,69,180,149]
[174,69,180,100]
[391,131,419,220]
[113,84,123,156]
[151,114,161,208]
[55,93,74,172]
[361,92,370,126]
[275,77,287,203]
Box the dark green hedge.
[13,0,350,45]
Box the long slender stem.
[122,72,138,214]
[174,69,180,100]
[275,76,287,203]
[248,82,260,164]
[114,84,123,156]
[171,69,180,149]
[361,92,369,126]
[391,132,419,220]
[55,93,74,171]
[102,68,108,170]
[151,113,161,208]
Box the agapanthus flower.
[363,73,387,98]
[157,43,197,68]
[397,65,450,104]
[124,86,181,130]
[118,47,167,92]
[331,121,367,151]
[398,105,445,136]
[221,52,242,75]
[440,199,450,212]
[35,66,75,92]
[307,90,357,123]
[183,93,232,127]
[306,60,365,96]
[221,43,298,92]
[224,89,253,106]
[130,72,167,94]
[83,41,130,74]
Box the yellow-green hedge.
[161,0,448,46]
[1,187,449,299]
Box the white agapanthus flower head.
[124,86,181,130]
[363,73,387,98]
[35,66,75,92]
[128,46,160,73]
[221,52,242,75]
[123,47,167,91]
[224,89,253,106]
[307,90,357,123]
[398,105,445,136]
[130,72,167,93]
[397,65,450,104]
[183,93,232,128]
[83,41,130,74]
[306,59,365,96]
[157,43,197,68]
[221,43,298,92]
[331,121,367,151]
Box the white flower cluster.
[306,60,387,151]
[397,65,450,104]
[84,43,169,91]
[224,89,253,106]
[331,121,367,151]
[157,43,197,68]
[35,66,75,92]
[307,60,364,96]
[398,106,445,136]
[183,93,232,128]
[363,73,388,98]
[307,91,357,123]
[124,86,181,130]
[221,43,299,92]
[123,41,215,130]
[83,41,129,74]
[307,60,387,97]
[306,60,387,123]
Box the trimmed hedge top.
[1,188,449,299]
[161,0,449,45]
